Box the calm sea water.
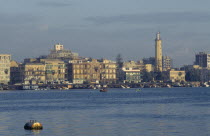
[0,87,210,136]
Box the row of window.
[73,69,116,74]
[0,56,10,60]
[0,76,10,79]
[73,75,116,79]
[0,60,10,63]
[0,64,10,67]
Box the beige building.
[144,64,154,72]
[99,59,117,84]
[20,63,46,85]
[155,32,163,72]
[0,54,11,84]
[162,56,172,71]
[123,61,145,71]
[48,43,79,60]
[68,58,117,84]
[168,69,185,82]
[20,58,66,84]
[40,59,66,83]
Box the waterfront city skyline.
[1,0,210,67]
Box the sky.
[0,0,210,67]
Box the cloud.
[0,13,41,25]
[85,11,210,25]
[37,1,71,7]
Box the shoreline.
[1,82,209,90]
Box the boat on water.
[100,88,108,92]
[135,89,142,92]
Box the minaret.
[155,32,163,72]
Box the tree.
[142,70,154,82]
[185,69,200,81]
[116,54,123,69]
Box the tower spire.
[156,32,161,41]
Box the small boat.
[135,89,141,92]
[100,88,108,92]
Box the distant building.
[121,67,142,83]
[67,58,117,84]
[162,56,172,71]
[21,58,67,84]
[123,61,145,70]
[39,59,66,83]
[48,43,79,60]
[118,61,143,83]
[166,69,185,82]
[20,63,46,85]
[144,64,154,72]
[194,52,210,68]
[0,54,11,84]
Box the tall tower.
[155,32,163,72]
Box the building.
[39,59,66,83]
[48,43,79,60]
[68,58,117,84]
[121,67,141,83]
[21,58,66,84]
[155,32,163,72]
[20,63,46,85]
[144,64,154,72]
[0,54,11,84]
[99,59,117,84]
[162,56,172,71]
[167,69,186,82]
[194,52,210,68]
[123,61,145,71]
[117,61,143,83]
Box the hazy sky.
[1,0,210,66]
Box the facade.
[168,69,185,82]
[121,67,141,83]
[162,56,172,71]
[68,59,117,84]
[144,64,153,72]
[123,61,145,71]
[48,43,79,60]
[20,58,66,84]
[39,59,66,83]
[0,54,11,84]
[194,52,210,68]
[155,32,163,72]
[20,63,46,84]
[99,59,117,84]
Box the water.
[0,87,210,136]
